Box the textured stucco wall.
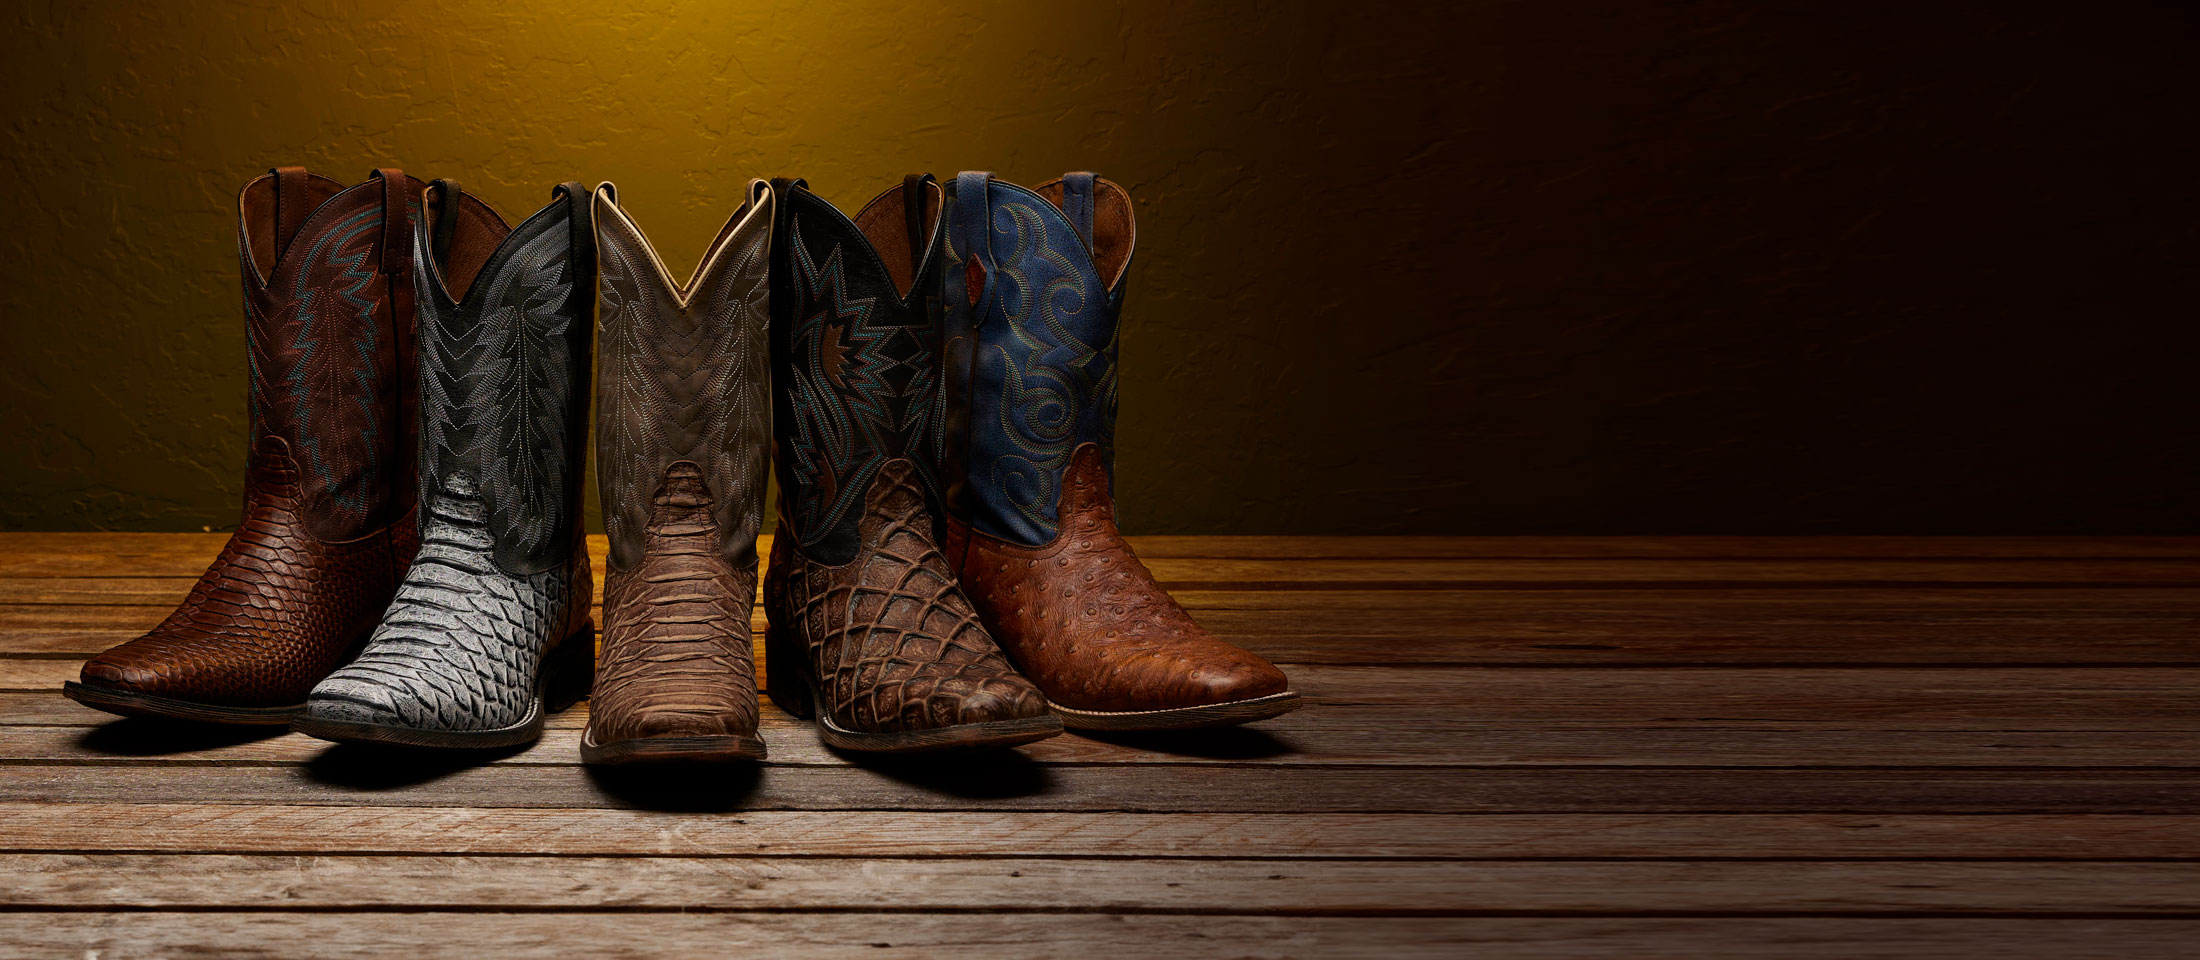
[2,2,2195,533]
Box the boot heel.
[763,620,814,720]
[545,622,596,715]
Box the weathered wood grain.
[8,854,2199,914]
[9,805,2198,859]
[8,764,2200,813]
[15,721,2200,768]
[10,914,2200,960]
[3,532,2193,956]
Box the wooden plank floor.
[2,534,2197,958]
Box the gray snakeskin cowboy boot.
[582,181,773,764]
[294,180,597,750]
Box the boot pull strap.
[951,172,994,306]
[769,177,808,221]
[367,168,412,277]
[425,179,463,273]
[551,181,595,294]
[271,166,310,265]
[902,173,935,264]
[1061,171,1098,248]
[768,178,807,277]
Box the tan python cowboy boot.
[581,181,775,763]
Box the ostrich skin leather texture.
[763,460,1050,732]
[939,172,1291,713]
[945,445,1288,712]
[75,167,425,712]
[586,182,773,745]
[763,176,1046,734]
[303,181,596,733]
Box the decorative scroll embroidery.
[982,200,1117,539]
[245,206,386,529]
[415,221,583,573]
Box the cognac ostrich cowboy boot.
[762,175,1059,752]
[939,172,1299,730]
[295,181,597,749]
[65,167,426,725]
[582,180,774,764]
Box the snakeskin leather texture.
[302,186,595,733]
[763,459,1049,733]
[586,184,775,743]
[76,170,422,710]
[945,444,1290,712]
[590,464,760,742]
[307,474,590,730]
[78,437,404,706]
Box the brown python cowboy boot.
[761,176,1060,752]
[582,181,774,764]
[65,167,426,725]
[939,172,1299,730]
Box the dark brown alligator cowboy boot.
[581,180,775,764]
[64,167,426,725]
[761,175,1060,752]
[939,172,1300,730]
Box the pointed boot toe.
[759,176,1061,755]
[292,180,599,753]
[300,673,412,728]
[77,653,162,692]
[65,643,309,726]
[934,174,1298,733]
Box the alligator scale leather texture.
[765,460,1049,732]
[304,182,596,735]
[75,168,424,713]
[764,177,1049,736]
[940,172,1291,715]
[586,182,773,747]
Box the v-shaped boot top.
[415,179,597,309]
[591,179,776,574]
[590,179,773,308]
[772,175,944,301]
[953,172,1137,292]
[408,179,598,578]
[237,166,428,291]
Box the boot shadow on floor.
[583,762,763,813]
[831,746,1054,800]
[1070,726,1297,762]
[76,718,289,756]
[302,741,529,790]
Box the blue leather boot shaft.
[941,173,1127,548]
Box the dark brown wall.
[1,2,2193,533]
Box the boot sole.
[764,622,1063,753]
[60,682,302,726]
[580,732,768,765]
[1050,691,1304,731]
[290,625,595,750]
